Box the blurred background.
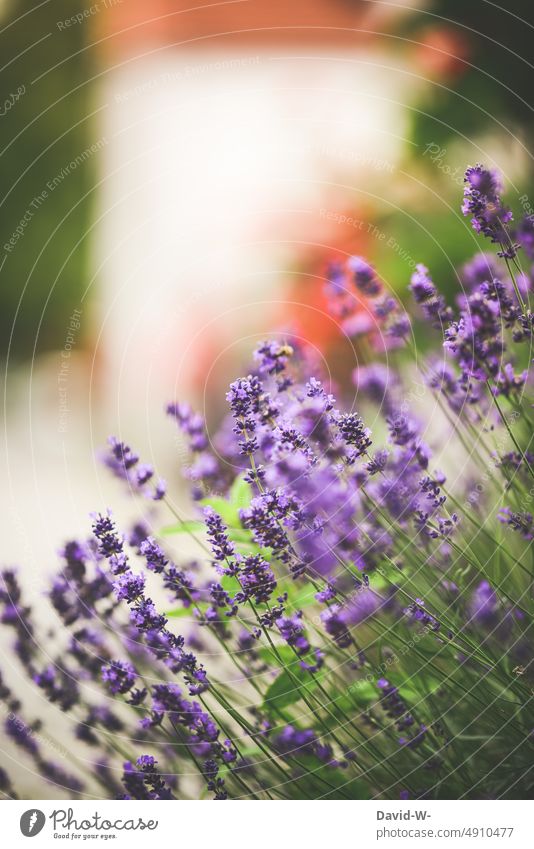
[1,0,534,735]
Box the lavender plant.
[1,166,534,800]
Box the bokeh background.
[1,0,533,794]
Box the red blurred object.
[95,0,381,54]
[283,205,373,353]
[412,26,471,80]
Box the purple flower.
[498,451,534,475]
[461,253,503,291]
[142,685,232,798]
[226,375,261,418]
[388,311,411,340]
[348,256,382,296]
[366,449,389,475]
[112,570,144,602]
[102,660,137,694]
[103,437,165,501]
[320,604,352,649]
[240,490,302,574]
[106,437,139,476]
[91,511,124,558]
[122,756,175,800]
[492,363,528,397]
[237,554,277,605]
[409,264,453,327]
[128,520,150,551]
[60,540,88,582]
[276,612,310,656]
[0,570,37,664]
[37,760,84,793]
[419,475,446,509]
[254,340,293,375]
[153,479,167,500]
[315,584,336,604]
[409,264,436,303]
[33,665,79,710]
[443,291,505,381]
[306,377,335,411]
[273,724,334,764]
[140,538,169,573]
[515,214,534,260]
[334,411,372,461]
[468,580,499,623]
[166,402,226,496]
[404,598,440,632]
[498,508,533,540]
[130,598,168,633]
[462,165,515,256]
[166,403,209,451]
[0,766,16,797]
[386,412,419,447]
[204,509,236,563]
[353,363,395,410]
[377,679,416,735]
[5,715,38,753]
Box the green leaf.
[229,474,253,510]
[258,645,295,668]
[368,572,389,593]
[227,528,254,544]
[160,520,205,536]
[199,496,240,526]
[294,756,371,798]
[286,585,317,609]
[263,666,318,710]
[165,607,195,618]
[347,680,377,706]
[220,574,242,596]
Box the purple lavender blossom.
[353,363,395,410]
[237,554,277,605]
[468,580,499,624]
[334,411,372,461]
[462,165,515,256]
[113,571,145,602]
[348,256,382,297]
[320,604,353,649]
[33,665,79,710]
[461,253,503,291]
[139,538,169,573]
[204,509,236,564]
[254,340,293,375]
[376,678,421,745]
[492,363,528,397]
[5,714,39,753]
[122,756,175,800]
[366,449,389,475]
[102,660,138,695]
[409,264,453,327]
[498,508,534,540]
[273,724,334,764]
[515,214,534,260]
[103,437,165,500]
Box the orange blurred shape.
[412,25,471,80]
[95,0,390,55]
[282,206,373,352]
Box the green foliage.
[263,665,320,711]
[0,1,95,359]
